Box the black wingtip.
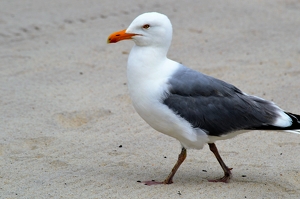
[249,112,300,132]
[284,112,300,130]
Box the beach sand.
[1,0,300,198]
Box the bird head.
[107,12,173,49]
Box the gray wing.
[163,65,280,136]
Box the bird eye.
[142,24,150,29]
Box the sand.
[1,0,300,198]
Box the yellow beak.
[107,29,140,43]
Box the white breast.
[126,51,209,149]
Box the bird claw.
[141,180,164,186]
[208,168,232,183]
[208,176,231,183]
[139,178,174,185]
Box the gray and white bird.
[107,12,300,185]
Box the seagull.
[107,12,300,185]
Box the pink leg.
[208,143,232,183]
[142,147,187,185]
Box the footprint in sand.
[53,108,112,128]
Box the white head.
[108,12,173,51]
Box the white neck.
[129,45,168,67]
[126,44,179,102]
[127,45,167,84]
